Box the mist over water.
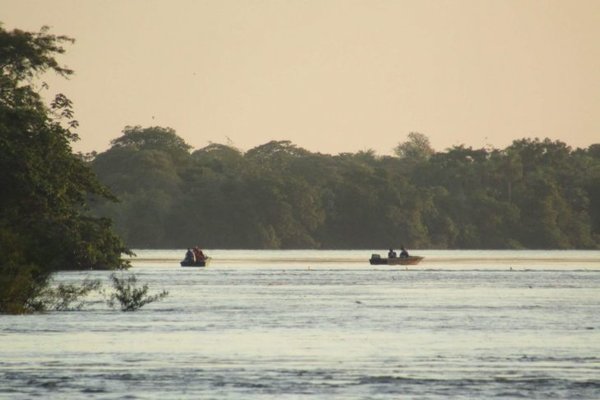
[1,250,599,399]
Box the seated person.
[400,246,409,258]
[388,248,397,258]
[193,246,205,261]
[184,248,195,263]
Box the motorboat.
[369,254,423,265]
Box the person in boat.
[399,246,409,258]
[193,246,205,261]
[388,248,397,258]
[184,248,195,263]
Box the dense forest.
[90,127,600,250]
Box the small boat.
[369,254,423,265]
[180,257,210,267]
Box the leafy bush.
[107,273,168,311]
[31,278,102,311]
[0,264,48,314]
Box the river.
[1,250,599,399]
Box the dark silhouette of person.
[184,248,195,263]
[400,246,409,258]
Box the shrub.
[33,278,102,311]
[107,273,168,311]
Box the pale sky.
[3,0,599,155]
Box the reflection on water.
[1,250,599,399]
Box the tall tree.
[394,132,435,162]
[91,126,190,247]
[0,25,128,313]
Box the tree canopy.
[0,25,128,313]
[89,128,600,250]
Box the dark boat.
[180,257,210,267]
[369,254,423,265]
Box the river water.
[1,250,599,399]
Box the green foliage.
[394,132,434,162]
[0,264,47,314]
[89,127,600,250]
[3,272,168,313]
[31,278,102,312]
[0,25,129,314]
[111,125,191,155]
[107,273,168,311]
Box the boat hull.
[369,256,423,265]
[180,258,210,267]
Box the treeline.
[90,127,600,249]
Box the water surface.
[1,250,599,399]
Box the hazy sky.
[3,0,599,155]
